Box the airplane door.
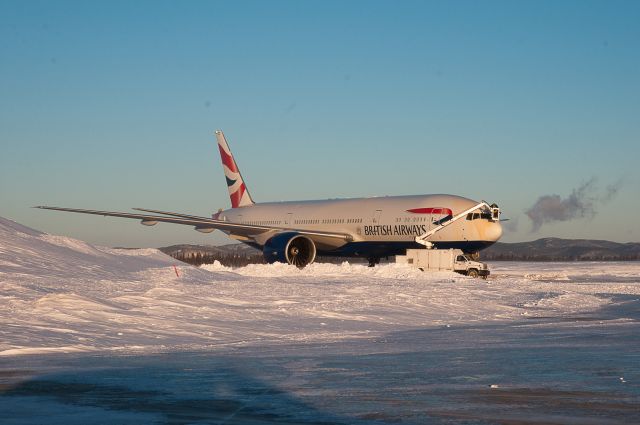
[372,209,382,224]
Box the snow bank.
[1,217,639,357]
[202,260,454,280]
[0,216,175,281]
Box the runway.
[2,301,639,424]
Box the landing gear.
[368,257,380,267]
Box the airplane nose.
[486,222,503,242]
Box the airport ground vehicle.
[395,248,490,278]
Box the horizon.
[1,1,639,247]
[3,214,639,250]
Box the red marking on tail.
[218,144,238,173]
[229,183,246,208]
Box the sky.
[1,0,639,247]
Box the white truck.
[395,248,490,278]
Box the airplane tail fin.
[215,130,255,208]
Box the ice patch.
[523,293,610,312]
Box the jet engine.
[263,232,317,268]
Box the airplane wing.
[34,206,353,242]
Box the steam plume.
[525,178,622,232]
[603,178,624,202]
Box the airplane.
[37,130,503,268]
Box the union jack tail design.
[215,130,254,208]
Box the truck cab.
[453,253,490,278]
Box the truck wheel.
[468,269,479,278]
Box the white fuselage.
[218,194,503,257]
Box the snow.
[1,216,639,357]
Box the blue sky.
[1,0,639,247]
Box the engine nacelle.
[263,232,317,268]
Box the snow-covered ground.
[2,217,640,424]
[1,216,639,357]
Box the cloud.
[525,178,622,232]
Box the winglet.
[215,130,254,208]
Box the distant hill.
[482,238,640,261]
[160,238,640,262]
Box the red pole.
[173,265,180,277]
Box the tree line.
[482,253,640,261]
[169,251,266,267]
[167,251,369,267]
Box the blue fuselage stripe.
[316,240,496,258]
[244,240,496,258]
